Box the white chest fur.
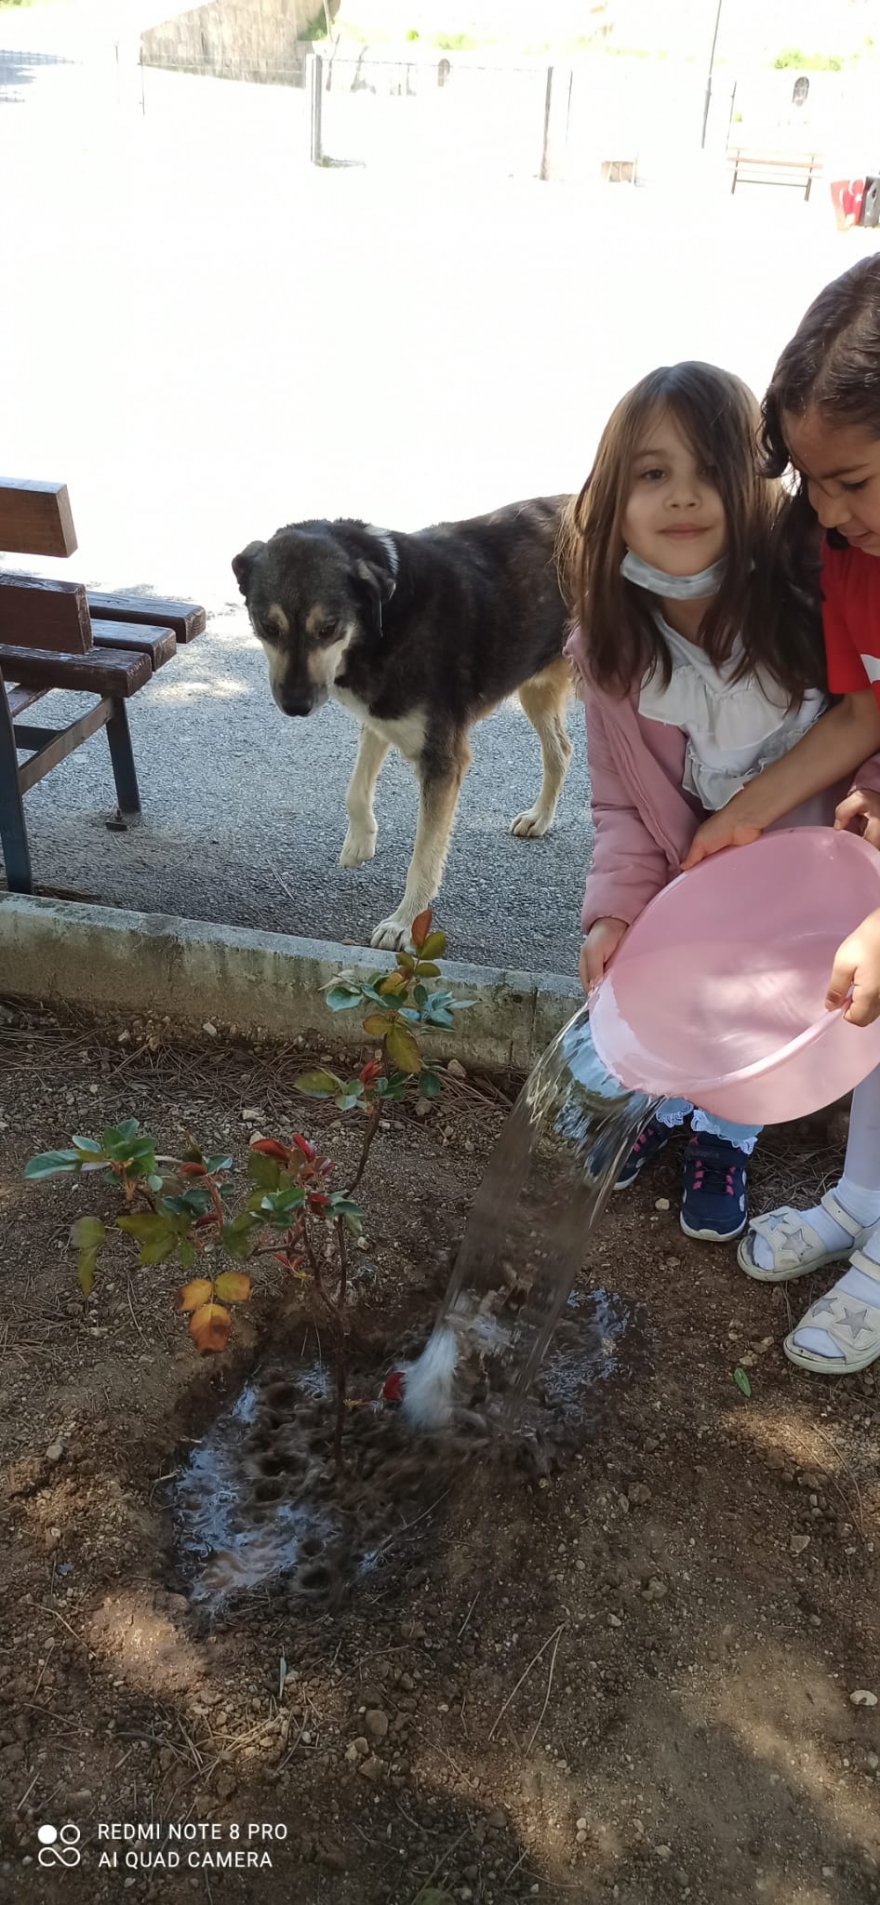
[333,685,427,764]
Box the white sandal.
[784,1251,880,1374]
[737,1191,872,1284]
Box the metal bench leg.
[105,698,142,819]
[0,687,33,892]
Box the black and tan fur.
[232,497,574,949]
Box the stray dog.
[233,497,573,949]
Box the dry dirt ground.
[0,1002,878,1905]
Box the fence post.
[308,53,324,166]
[540,65,572,182]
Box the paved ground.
[1,28,878,971]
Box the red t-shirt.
[822,539,880,703]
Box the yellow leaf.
[362,1012,391,1036]
[178,1277,213,1314]
[419,930,446,960]
[189,1302,231,1354]
[214,1270,252,1304]
[384,1020,422,1074]
[378,971,407,995]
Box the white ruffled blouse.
[638,614,827,813]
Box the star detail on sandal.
[838,1302,871,1344]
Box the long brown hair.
[560,360,824,702]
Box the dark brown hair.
[762,256,880,586]
[763,255,880,470]
[560,360,824,702]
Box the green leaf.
[205,1154,234,1175]
[418,1070,441,1098]
[418,930,446,960]
[69,1217,106,1250]
[295,1069,343,1097]
[77,1248,99,1297]
[413,983,427,1008]
[221,1214,259,1259]
[178,1239,195,1272]
[70,1135,103,1156]
[247,1149,281,1191]
[413,960,441,979]
[362,1013,392,1036]
[335,1092,363,1111]
[324,984,362,1012]
[147,1174,165,1193]
[384,1021,422,1075]
[117,1213,172,1243]
[733,1366,752,1398]
[24,1150,82,1180]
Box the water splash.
[403,999,663,1425]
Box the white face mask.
[621,548,726,601]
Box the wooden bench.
[0,479,206,894]
[728,148,822,201]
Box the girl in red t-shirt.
[687,255,880,1375]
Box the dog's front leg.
[339,725,390,868]
[371,743,470,950]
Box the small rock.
[608,1613,622,1629]
[655,1198,670,1212]
[241,1107,262,1122]
[45,1443,64,1464]
[357,1755,383,1784]
[486,1810,506,1831]
[850,1690,878,1708]
[867,1752,879,1771]
[365,1710,388,1742]
[447,1059,467,1079]
[353,1736,369,1756]
[790,1534,811,1556]
[401,1621,426,1642]
[344,1744,358,1764]
[202,1022,218,1038]
[627,1483,651,1506]
[642,1578,667,1602]
[655,1846,672,1861]
[576,1816,588,1832]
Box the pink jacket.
[565,626,880,934]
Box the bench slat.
[0,480,77,558]
[5,684,47,719]
[0,644,152,697]
[0,574,92,653]
[90,621,176,668]
[86,591,206,642]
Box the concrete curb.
[0,895,582,1072]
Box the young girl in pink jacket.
[563,360,880,1246]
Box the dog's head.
[232,521,398,717]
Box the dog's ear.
[232,540,266,597]
[352,556,396,639]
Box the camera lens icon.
[37,1823,81,1867]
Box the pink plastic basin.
[589,827,880,1126]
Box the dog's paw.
[339,825,378,869]
[511,806,551,839]
[371,913,413,951]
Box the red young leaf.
[410,908,432,951]
[250,1138,290,1161]
[383,1370,405,1404]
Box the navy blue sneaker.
[614,1117,669,1192]
[680,1134,748,1242]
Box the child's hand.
[834,788,880,850]
[681,813,763,870]
[826,908,880,1026]
[580,918,627,992]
